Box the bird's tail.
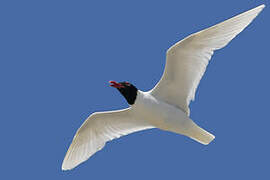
[162,116,215,145]
[185,120,215,145]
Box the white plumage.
[151,4,265,115]
[62,108,153,170]
[62,5,265,170]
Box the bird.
[62,4,265,170]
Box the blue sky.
[0,0,269,179]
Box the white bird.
[62,5,265,170]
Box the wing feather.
[62,108,152,170]
[151,5,265,115]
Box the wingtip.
[61,154,73,171]
[61,168,70,171]
[61,163,73,171]
[255,4,265,11]
[260,4,265,8]
[61,163,68,171]
[61,157,78,171]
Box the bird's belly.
[132,93,191,132]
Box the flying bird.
[62,5,265,170]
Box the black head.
[109,81,137,105]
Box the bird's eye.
[124,82,131,86]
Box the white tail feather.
[185,120,215,145]
[161,116,215,145]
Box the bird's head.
[109,81,137,105]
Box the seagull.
[62,4,265,170]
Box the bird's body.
[134,91,214,144]
[62,5,265,170]
[134,90,186,132]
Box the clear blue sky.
[0,0,269,179]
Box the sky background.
[0,0,269,179]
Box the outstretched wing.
[151,5,265,115]
[62,108,153,170]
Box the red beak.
[109,81,124,88]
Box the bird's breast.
[132,91,188,129]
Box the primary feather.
[62,108,153,170]
[151,5,265,115]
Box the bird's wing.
[151,5,265,115]
[62,108,153,170]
